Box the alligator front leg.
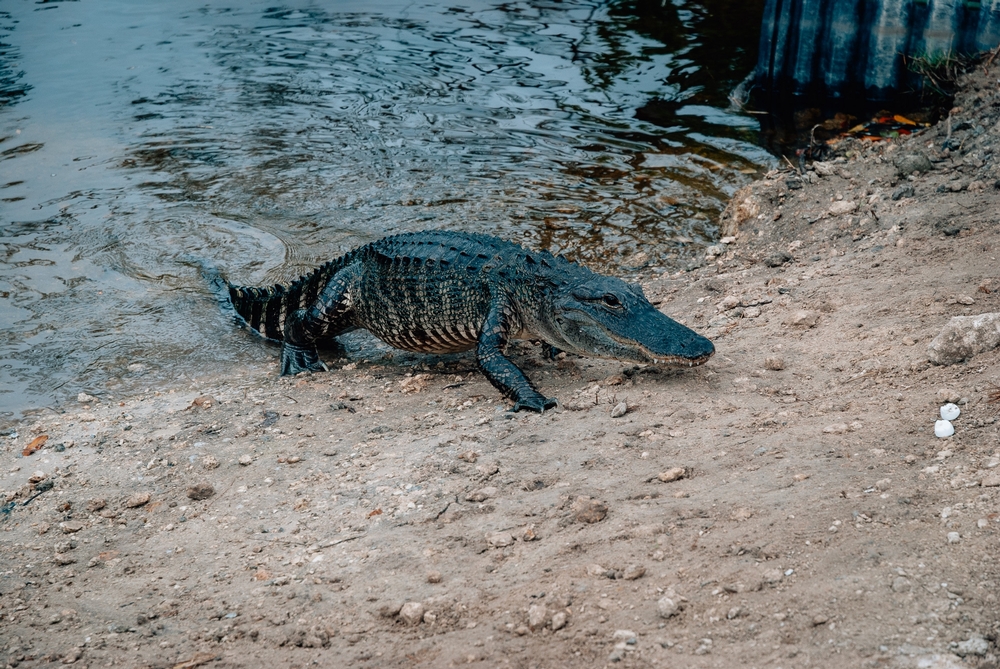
[477,296,557,413]
[281,267,358,376]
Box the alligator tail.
[227,258,345,342]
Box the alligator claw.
[511,395,558,413]
[280,344,329,376]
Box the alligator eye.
[602,294,621,308]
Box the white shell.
[940,403,960,421]
[934,420,955,438]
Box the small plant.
[904,50,977,100]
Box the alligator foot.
[511,394,558,413]
[280,344,329,376]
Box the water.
[0,0,772,420]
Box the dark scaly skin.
[226,231,715,412]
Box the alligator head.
[537,275,714,367]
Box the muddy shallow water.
[0,0,771,420]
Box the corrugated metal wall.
[755,0,1000,103]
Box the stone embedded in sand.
[187,482,215,500]
[981,472,1000,487]
[828,200,857,216]
[238,454,253,466]
[657,597,680,618]
[787,310,819,329]
[657,467,687,483]
[426,571,442,584]
[940,403,960,421]
[893,152,933,175]
[125,492,151,508]
[623,565,646,580]
[202,455,220,470]
[399,602,424,626]
[572,496,608,523]
[485,531,514,548]
[610,401,628,418]
[527,604,547,630]
[551,611,567,631]
[823,424,848,435]
[927,313,1000,365]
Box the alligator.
[224,231,714,412]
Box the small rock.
[572,496,608,523]
[426,571,442,584]
[551,611,567,631]
[476,462,499,478]
[613,630,637,642]
[787,310,819,328]
[657,597,680,618]
[286,455,301,464]
[727,606,742,620]
[399,602,425,626]
[608,649,624,663]
[458,450,478,463]
[422,611,437,624]
[823,423,848,435]
[927,313,1000,365]
[465,486,498,502]
[202,455,220,470]
[982,472,1000,487]
[86,498,106,513]
[828,200,857,216]
[77,393,96,403]
[764,356,785,371]
[762,568,783,584]
[527,604,547,630]
[875,478,891,491]
[977,518,989,529]
[940,403,960,420]
[811,614,829,626]
[238,454,253,466]
[947,531,961,544]
[622,565,646,580]
[60,521,85,534]
[378,602,403,618]
[765,251,792,267]
[893,152,933,175]
[954,635,989,657]
[610,401,628,418]
[891,184,915,200]
[485,531,514,548]
[657,467,686,483]
[62,647,83,664]
[936,388,961,404]
[124,492,151,508]
[586,564,608,576]
[891,576,911,593]
[187,483,215,500]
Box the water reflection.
[0,0,770,420]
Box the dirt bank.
[3,67,1000,669]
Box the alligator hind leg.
[477,297,557,413]
[281,267,359,376]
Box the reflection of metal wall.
[755,0,1000,104]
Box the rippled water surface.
[1,0,772,419]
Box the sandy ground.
[4,67,1000,669]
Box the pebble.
[787,310,819,328]
[77,393,96,403]
[572,496,608,523]
[476,463,499,478]
[982,472,1000,487]
[527,604,547,630]
[891,576,911,593]
[954,635,989,657]
[657,467,686,483]
[551,611,567,631]
[485,531,514,548]
[891,184,915,200]
[811,614,829,626]
[86,498,106,513]
[934,420,955,438]
[426,571,442,584]
[187,482,215,500]
[399,602,424,626]
[940,403,960,421]
[727,606,742,620]
[764,356,785,371]
[60,521,84,534]
[828,200,857,216]
[238,454,253,466]
[947,531,961,544]
[893,152,933,175]
[657,597,680,618]
[875,478,891,491]
[202,455,220,470]
[613,630,637,642]
[607,649,624,663]
[465,486,498,502]
[977,518,989,529]
[823,423,848,434]
[936,388,961,404]
[762,568,783,584]
[610,401,628,418]
[124,492,151,508]
[765,251,792,267]
[622,565,646,580]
